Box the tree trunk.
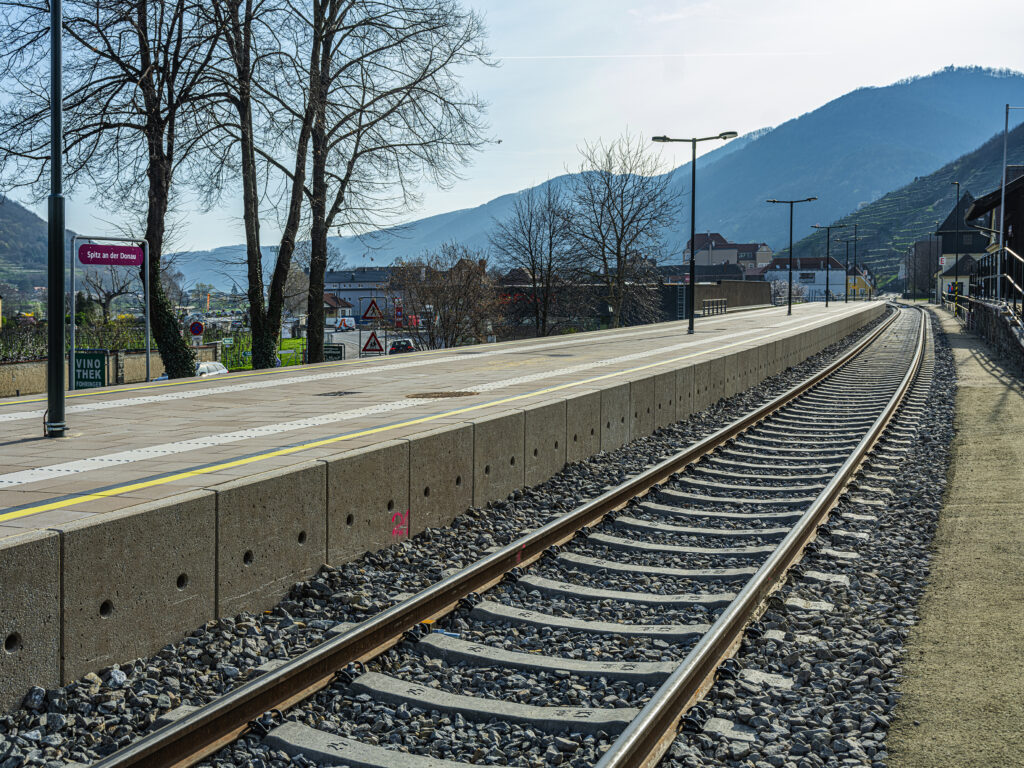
[143,144,195,378]
[305,25,329,364]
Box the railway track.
[92,305,926,768]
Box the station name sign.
[77,243,145,266]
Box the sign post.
[72,349,107,389]
[70,236,150,389]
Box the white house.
[763,256,848,301]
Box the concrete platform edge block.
[407,422,473,534]
[675,365,695,422]
[691,359,713,412]
[324,439,410,566]
[653,370,676,429]
[472,409,526,508]
[600,382,630,451]
[629,375,656,438]
[58,490,216,683]
[523,399,567,487]
[565,389,601,465]
[0,530,60,711]
[212,462,327,619]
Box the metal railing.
[701,298,727,316]
[969,245,1024,322]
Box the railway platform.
[0,301,884,709]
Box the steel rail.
[595,308,926,768]
[92,309,900,768]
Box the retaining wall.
[0,346,219,398]
[0,303,885,710]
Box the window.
[799,272,815,281]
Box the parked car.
[197,361,229,376]
[388,338,417,354]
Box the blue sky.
[38,0,1024,251]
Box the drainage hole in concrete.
[176,573,189,590]
[297,530,307,545]
[484,465,491,476]
[346,514,354,526]
[455,475,462,487]
[634,411,638,418]
[3,633,21,654]
[406,391,477,399]
[509,456,516,466]
[423,486,431,497]
[99,601,114,618]
[620,416,625,424]
[243,550,255,566]
[573,434,578,442]
[590,428,595,436]
[387,500,395,511]
[533,448,538,457]
[606,421,611,429]
[554,440,559,449]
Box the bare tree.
[489,183,573,336]
[0,0,221,377]
[566,132,679,327]
[302,0,491,362]
[388,242,501,349]
[83,267,137,323]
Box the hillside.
[790,121,1024,284]
[0,197,75,291]
[328,66,1024,262]
[168,67,1024,287]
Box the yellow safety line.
[0,309,852,522]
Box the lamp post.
[852,222,860,299]
[652,131,738,333]
[952,181,960,314]
[767,197,817,315]
[45,0,66,437]
[836,237,852,302]
[997,106,1024,302]
[811,223,846,306]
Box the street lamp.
[952,180,960,314]
[652,131,738,333]
[767,197,817,315]
[45,0,66,437]
[811,223,846,307]
[997,105,1024,301]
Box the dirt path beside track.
[889,307,1024,768]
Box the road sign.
[77,243,145,266]
[73,349,106,389]
[938,256,947,266]
[361,331,384,354]
[221,337,234,347]
[189,320,204,336]
[362,298,384,322]
[324,344,346,361]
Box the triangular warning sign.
[361,298,384,321]
[361,331,384,354]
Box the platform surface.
[0,303,871,535]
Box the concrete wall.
[0,346,219,398]
[0,303,886,710]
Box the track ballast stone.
[660,310,952,768]
[0,311,895,768]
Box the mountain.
[789,121,1024,285]
[322,66,1024,263]
[8,67,1024,290]
[0,197,54,290]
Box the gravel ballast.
[0,311,900,768]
